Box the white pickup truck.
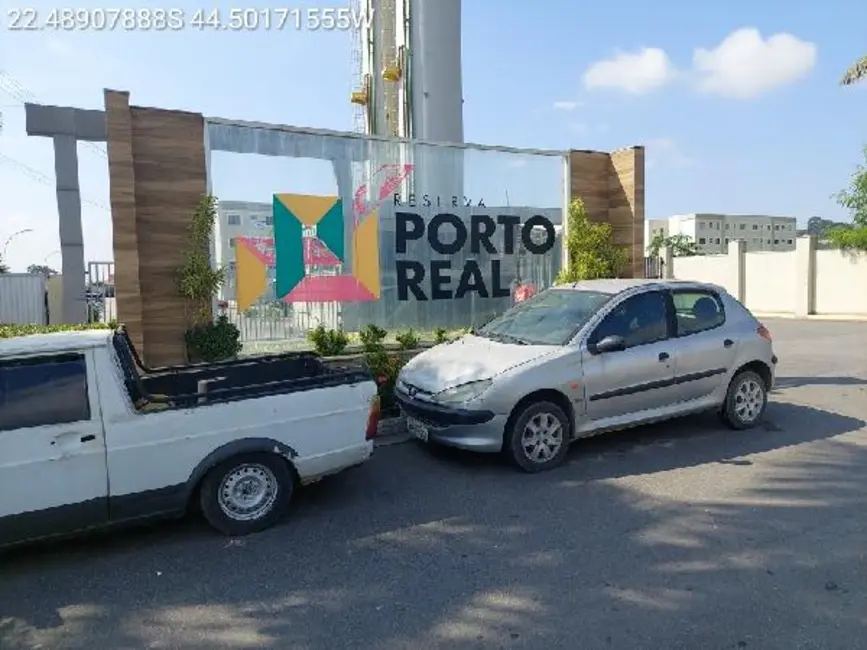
[0,327,380,548]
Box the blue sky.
[1,0,865,272]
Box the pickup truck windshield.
[476,289,613,346]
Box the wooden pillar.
[105,90,145,355]
[569,146,646,278]
[104,89,208,366]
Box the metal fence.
[0,273,47,325]
[85,261,117,324]
[644,257,664,279]
[224,300,339,342]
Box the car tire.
[721,370,768,430]
[504,401,571,473]
[199,452,295,536]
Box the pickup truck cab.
[0,328,380,548]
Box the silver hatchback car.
[395,279,778,472]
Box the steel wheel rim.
[734,378,764,423]
[217,463,279,522]
[521,412,564,463]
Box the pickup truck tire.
[721,370,767,430]
[504,401,570,473]
[198,452,295,536]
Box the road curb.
[375,415,412,447]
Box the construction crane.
[348,0,368,134]
[349,0,464,142]
[350,0,405,139]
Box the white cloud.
[645,138,696,170]
[692,28,817,98]
[583,47,676,94]
[552,100,582,111]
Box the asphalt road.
[1,319,866,650]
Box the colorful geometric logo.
[234,194,380,311]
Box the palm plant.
[841,56,867,86]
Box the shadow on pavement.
[1,399,865,650]
[774,375,867,389]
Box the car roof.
[553,278,726,295]
[0,329,113,358]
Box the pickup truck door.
[0,351,109,546]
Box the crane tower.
[350,0,464,198]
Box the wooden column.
[610,146,646,279]
[104,89,208,366]
[105,90,145,354]
[569,146,646,278]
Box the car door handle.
[658,352,670,361]
[723,339,734,348]
[80,434,96,443]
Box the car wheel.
[722,370,768,430]
[505,401,571,473]
[199,452,295,536]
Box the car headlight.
[433,379,493,405]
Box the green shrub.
[307,325,350,356]
[184,314,242,362]
[0,322,113,338]
[359,324,388,351]
[433,328,449,344]
[395,328,420,350]
[364,347,405,414]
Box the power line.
[0,152,111,212]
[0,68,107,159]
[0,69,111,211]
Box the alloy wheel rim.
[521,412,564,463]
[734,378,764,423]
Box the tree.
[840,55,867,86]
[804,216,851,239]
[27,264,57,277]
[646,232,701,258]
[827,144,867,252]
[0,254,7,274]
[555,197,629,283]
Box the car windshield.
[476,289,613,346]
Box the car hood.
[399,334,559,393]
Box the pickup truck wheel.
[199,453,295,536]
[504,401,571,473]
[722,370,767,430]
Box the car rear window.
[672,291,725,336]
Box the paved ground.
[1,319,866,650]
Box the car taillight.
[365,395,381,440]
[757,324,772,342]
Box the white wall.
[743,250,796,314]
[667,237,867,318]
[814,249,867,316]
[671,253,729,287]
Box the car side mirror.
[588,335,627,355]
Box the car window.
[477,289,613,345]
[590,291,669,348]
[672,290,725,335]
[0,354,91,432]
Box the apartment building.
[215,200,276,301]
[645,213,798,254]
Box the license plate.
[407,417,428,442]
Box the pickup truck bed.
[112,329,368,409]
